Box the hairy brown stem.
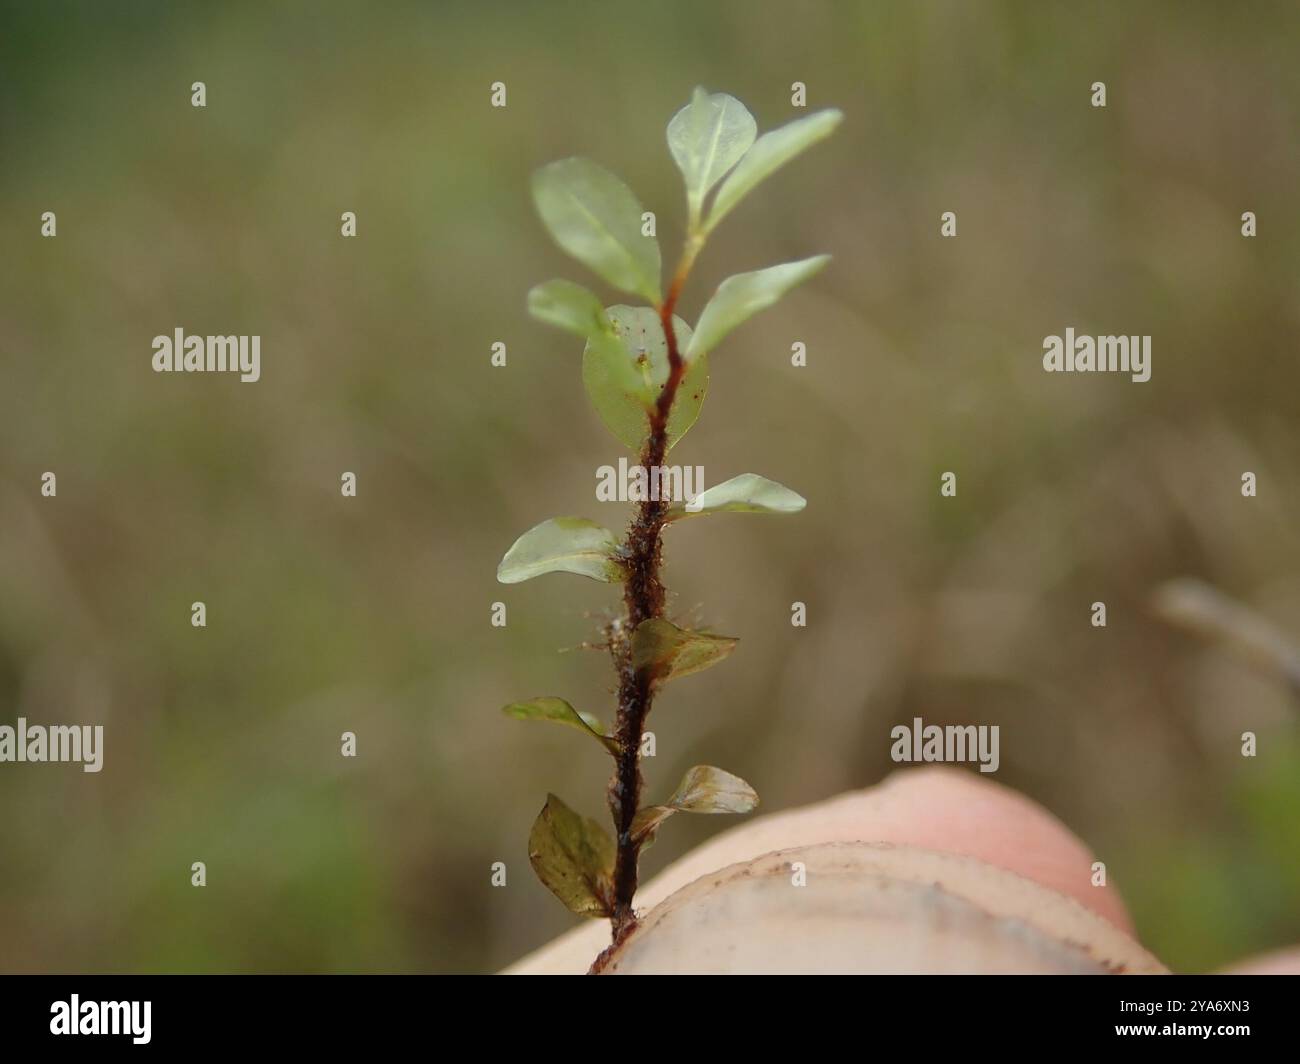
[601,278,688,955]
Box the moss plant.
[498,89,841,970]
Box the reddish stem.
[601,280,687,953]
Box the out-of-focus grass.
[1,1,1298,972]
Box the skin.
[507,766,1298,974]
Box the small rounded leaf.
[631,766,760,845]
[630,618,737,682]
[668,765,760,814]
[528,794,616,918]
[502,697,619,754]
[532,158,661,304]
[686,256,830,362]
[667,89,757,222]
[668,473,806,522]
[706,109,843,233]
[526,279,610,338]
[497,517,623,584]
[583,306,707,453]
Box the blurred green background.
[1,0,1298,973]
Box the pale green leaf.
[631,766,759,845]
[667,765,760,814]
[528,794,615,918]
[667,89,757,223]
[532,158,661,303]
[502,697,619,754]
[583,306,708,452]
[526,282,647,411]
[667,473,806,522]
[586,326,650,412]
[686,256,830,361]
[496,517,622,584]
[526,279,610,338]
[630,618,737,682]
[706,109,843,233]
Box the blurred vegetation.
[1,0,1298,973]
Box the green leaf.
[502,697,619,754]
[532,158,661,304]
[706,109,843,233]
[497,517,623,584]
[686,256,830,362]
[667,88,757,225]
[667,473,806,522]
[527,281,649,410]
[526,280,647,399]
[667,765,760,813]
[526,279,610,338]
[630,618,737,682]
[583,305,708,452]
[528,794,616,918]
[631,765,759,844]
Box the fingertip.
[833,766,1135,934]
